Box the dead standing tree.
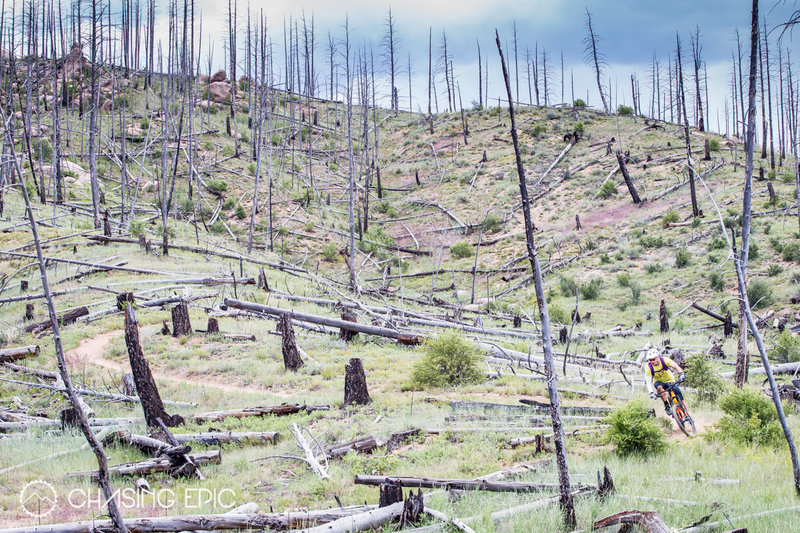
[496,30,576,528]
[584,9,608,113]
[5,113,128,532]
[278,313,304,371]
[125,305,184,428]
[676,34,700,218]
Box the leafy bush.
[707,237,727,251]
[749,242,759,261]
[767,264,783,277]
[207,179,228,193]
[782,241,800,262]
[747,279,773,310]
[222,198,236,210]
[411,331,483,388]
[769,330,800,363]
[661,209,680,228]
[605,400,668,455]
[573,121,585,135]
[708,138,720,151]
[644,263,664,275]
[683,355,725,404]
[598,180,618,199]
[129,219,145,237]
[580,278,603,300]
[629,282,642,305]
[530,124,546,138]
[235,205,246,220]
[559,276,578,297]
[209,220,227,234]
[616,273,631,287]
[321,242,339,262]
[573,99,587,108]
[617,105,634,116]
[376,200,398,218]
[709,272,725,291]
[548,303,568,324]
[710,387,784,447]
[482,213,503,233]
[450,241,473,259]
[675,248,691,268]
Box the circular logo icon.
[20,480,57,518]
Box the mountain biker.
[644,348,686,417]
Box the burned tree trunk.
[125,305,183,428]
[339,312,359,342]
[724,310,734,338]
[616,150,641,204]
[116,292,135,311]
[343,358,371,406]
[278,313,304,371]
[575,214,581,230]
[206,318,220,335]
[257,266,269,291]
[704,137,711,160]
[659,300,669,333]
[103,210,112,237]
[171,303,192,337]
[24,303,34,321]
[379,481,403,507]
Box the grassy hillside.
[0,70,799,531]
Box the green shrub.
[629,282,642,305]
[661,209,680,228]
[248,162,257,175]
[482,213,503,233]
[605,400,668,455]
[749,242,759,261]
[769,330,800,363]
[573,99,586,108]
[710,387,784,447]
[708,138,720,151]
[559,276,578,297]
[376,200,398,218]
[580,278,603,300]
[782,241,800,262]
[598,180,617,199]
[530,124,546,138]
[617,105,634,116]
[207,179,228,193]
[222,198,236,210]
[573,121,585,135]
[129,219,145,237]
[683,355,725,404]
[644,263,663,275]
[209,220,227,234]
[321,242,339,262]
[450,241,473,259]
[675,248,691,268]
[616,273,631,287]
[747,279,773,309]
[767,264,783,277]
[707,237,727,251]
[411,331,483,388]
[709,272,725,291]
[548,303,568,324]
[235,205,246,220]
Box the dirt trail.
[66,330,263,394]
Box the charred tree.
[125,305,183,428]
[659,300,669,334]
[584,9,608,113]
[677,34,700,218]
[171,303,192,337]
[616,150,642,204]
[339,311,359,342]
[278,313,304,371]
[343,357,371,406]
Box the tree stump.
[23,303,34,322]
[659,299,669,334]
[597,466,615,499]
[138,234,147,249]
[415,169,421,186]
[575,213,582,230]
[121,373,137,396]
[572,308,581,324]
[559,327,568,344]
[723,311,734,338]
[103,210,112,237]
[116,292,135,311]
[400,489,424,527]
[758,166,765,181]
[60,407,80,429]
[703,137,711,160]
[171,303,192,337]
[207,318,220,334]
[20,280,28,292]
[339,312,359,342]
[343,358,371,406]
[160,320,171,336]
[257,267,269,291]
[767,181,775,202]
[513,315,522,328]
[278,313,304,371]
[125,305,183,428]
[379,481,404,507]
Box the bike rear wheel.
[673,404,697,438]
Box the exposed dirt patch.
[66,330,264,395]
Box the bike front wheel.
[673,405,697,438]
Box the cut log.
[386,429,422,451]
[224,299,423,344]
[592,510,670,533]
[67,450,220,481]
[125,305,184,428]
[278,313,304,371]
[23,306,88,334]
[171,303,192,336]
[339,311,359,342]
[353,475,590,493]
[379,481,404,507]
[343,358,371,406]
[0,506,377,533]
[327,435,379,458]
[0,345,40,362]
[207,317,220,334]
[191,403,329,423]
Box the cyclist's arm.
[668,361,684,374]
[645,369,655,394]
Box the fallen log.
[490,487,595,522]
[719,361,800,378]
[0,506,376,533]
[23,306,88,334]
[223,299,423,344]
[0,417,141,432]
[593,510,670,533]
[67,450,221,481]
[0,345,39,362]
[691,302,738,329]
[191,403,329,423]
[298,497,420,533]
[327,435,379,458]
[353,475,590,493]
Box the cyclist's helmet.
[646,348,660,361]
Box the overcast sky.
[159,0,800,134]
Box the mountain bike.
[662,381,696,438]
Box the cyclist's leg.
[673,384,689,413]
[654,381,671,413]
